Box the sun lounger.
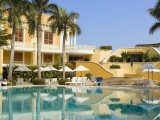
[153,113,160,120]
[65,77,77,85]
[51,78,58,84]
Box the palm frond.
[149,22,160,34]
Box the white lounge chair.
[142,99,160,105]
[76,77,83,85]
[65,77,77,85]
[153,113,160,120]
[51,78,58,84]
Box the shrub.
[151,56,160,62]
[109,55,122,62]
[10,80,16,86]
[58,79,69,85]
[99,45,112,50]
[85,73,93,80]
[110,65,121,69]
[32,79,46,85]
[121,51,130,62]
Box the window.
[14,52,23,61]
[15,28,23,42]
[44,54,52,63]
[44,32,53,44]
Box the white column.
[60,32,63,49]
[74,35,76,46]
[42,53,44,65]
[22,52,25,65]
[42,30,44,48]
[23,28,26,48]
[0,49,3,75]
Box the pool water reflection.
[0,86,160,120]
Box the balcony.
[3,42,96,54]
[3,42,34,51]
[65,45,96,54]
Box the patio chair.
[65,77,77,85]
[51,78,58,84]
[76,77,83,85]
[45,79,51,85]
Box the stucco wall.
[76,61,113,79]
[91,49,112,63]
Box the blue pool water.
[0,86,160,120]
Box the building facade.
[0,14,95,74]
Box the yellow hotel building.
[1,13,160,81]
[0,14,95,74]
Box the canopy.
[58,66,73,72]
[74,65,89,71]
[140,63,157,70]
[14,66,31,72]
[58,94,74,100]
[34,67,45,72]
[143,69,160,73]
[44,65,57,71]
[73,96,89,103]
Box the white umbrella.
[141,63,157,70]
[140,63,157,81]
[73,96,89,103]
[58,94,73,100]
[44,65,57,71]
[143,68,160,81]
[74,65,89,76]
[58,66,73,72]
[14,66,31,72]
[143,69,160,73]
[34,67,45,72]
[42,96,57,102]
[74,65,89,71]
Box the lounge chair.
[142,98,160,105]
[51,78,58,84]
[65,77,77,85]
[76,77,83,85]
[153,113,160,120]
[45,79,50,85]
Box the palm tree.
[48,7,81,80]
[148,0,160,34]
[0,8,10,47]
[1,0,28,81]
[25,0,57,79]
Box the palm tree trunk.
[8,25,16,81]
[37,25,41,79]
[62,30,67,80]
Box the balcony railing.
[66,45,96,50]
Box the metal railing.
[65,45,96,50]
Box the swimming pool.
[0,86,160,120]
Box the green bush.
[151,56,160,62]
[58,79,69,85]
[10,80,16,86]
[110,65,121,69]
[85,73,93,80]
[99,45,112,50]
[109,55,122,62]
[32,79,46,85]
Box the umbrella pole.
[148,69,149,80]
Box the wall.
[91,49,112,63]
[76,61,113,79]
[103,62,159,77]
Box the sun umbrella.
[34,67,45,72]
[143,69,160,81]
[44,65,57,71]
[74,65,89,76]
[58,94,74,100]
[58,66,73,72]
[73,96,89,103]
[14,66,31,72]
[140,63,157,82]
